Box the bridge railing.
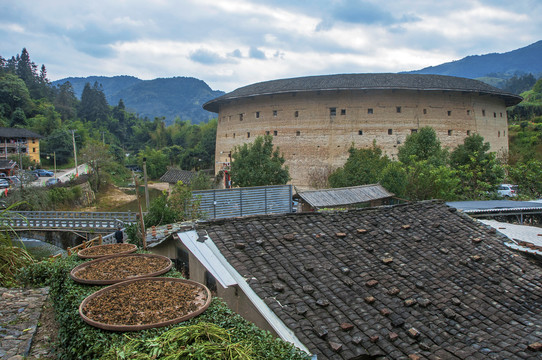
[49,228,124,261]
[2,211,137,230]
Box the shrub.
[0,203,35,287]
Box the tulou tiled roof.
[201,201,542,359]
[203,73,523,112]
[159,168,196,185]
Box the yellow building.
[204,73,522,189]
[0,127,42,166]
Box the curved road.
[34,164,89,187]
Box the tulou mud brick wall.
[215,89,509,188]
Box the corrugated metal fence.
[193,185,293,219]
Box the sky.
[1,0,541,92]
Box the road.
[33,164,89,187]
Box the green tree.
[80,139,115,190]
[53,81,78,120]
[138,147,168,179]
[404,161,460,201]
[190,171,212,190]
[163,145,184,167]
[15,48,36,93]
[10,107,26,127]
[533,78,542,94]
[27,102,61,136]
[110,99,137,145]
[230,135,290,187]
[506,160,542,198]
[168,181,203,220]
[78,82,109,126]
[398,127,447,166]
[502,73,537,94]
[450,134,504,198]
[380,162,408,198]
[41,129,73,165]
[0,73,33,120]
[143,192,179,227]
[328,142,390,188]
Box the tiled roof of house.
[297,184,394,209]
[159,168,196,184]
[0,159,17,170]
[203,74,522,112]
[0,127,42,139]
[201,201,542,359]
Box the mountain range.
[53,40,541,124]
[406,40,542,85]
[52,76,224,125]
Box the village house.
[295,184,395,212]
[0,159,18,177]
[159,168,197,192]
[151,201,542,359]
[0,127,42,165]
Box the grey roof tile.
[200,201,542,359]
[0,127,42,138]
[159,168,196,184]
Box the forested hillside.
[0,49,217,183]
[52,76,224,125]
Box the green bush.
[48,187,82,205]
[19,256,310,360]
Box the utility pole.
[134,171,146,250]
[70,130,79,177]
[143,157,150,210]
[53,152,57,179]
[17,142,23,190]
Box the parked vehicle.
[0,179,10,189]
[19,171,38,183]
[497,184,518,197]
[32,169,54,177]
[6,176,21,186]
[45,178,61,186]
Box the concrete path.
[0,287,53,359]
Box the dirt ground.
[80,182,169,211]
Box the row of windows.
[227,129,506,139]
[224,108,504,122]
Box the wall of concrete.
[215,89,510,188]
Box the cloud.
[230,49,243,58]
[1,0,541,92]
[331,0,396,25]
[249,47,266,59]
[189,49,237,65]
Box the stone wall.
[215,89,510,188]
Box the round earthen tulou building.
[203,73,522,189]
